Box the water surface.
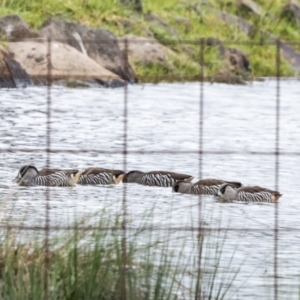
[0,80,299,299]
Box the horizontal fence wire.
[0,149,299,155]
[1,74,300,81]
[4,37,300,46]
[0,225,296,232]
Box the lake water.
[0,80,299,299]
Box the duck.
[122,170,193,187]
[218,183,282,203]
[76,167,125,185]
[13,165,81,187]
[172,178,242,195]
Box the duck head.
[13,165,39,185]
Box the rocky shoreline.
[1,0,300,88]
[0,14,252,88]
[0,15,132,88]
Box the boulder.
[39,18,135,82]
[216,0,261,15]
[203,37,250,80]
[118,35,168,66]
[214,11,300,71]
[85,29,135,82]
[0,49,17,88]
[0,48,32,88]
[237,0,262,16]
[224,47,250,74]
[217,11,254,35]
[7,41,124,87]
[213,69,246,84]
[281,2,300,26]
[0,15,40,41]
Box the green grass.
[0,200,248,299]
[0,0,299,81]
[0,212,187,299]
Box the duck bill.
[13,176,20,183]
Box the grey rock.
[216,11,300,71]
[0,48,32,88]
[276,39,300,71]
[203,37,250,76]
[0,15,40,41]
[86,29,135,83]
[39,18,135,82]
[118,35,168,66]
[217,11,253,35]
[8,41,124,87]
[281,2,300,26]
[225,47,250,74]
[237,0,262,16]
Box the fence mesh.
[1,36,298,300]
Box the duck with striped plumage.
[122,170,194,187]
[218,183,282,203]
[172,178,242,195]
[13,165,81,187]
[76,167,125,185]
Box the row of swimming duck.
[13,165,282,203]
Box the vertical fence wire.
[195,38,205,300]
[274,39,281,300]
[121,38,129,300]
[44,37,52,300]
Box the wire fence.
[1,36,298,299]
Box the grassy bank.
[0,0,299,81]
